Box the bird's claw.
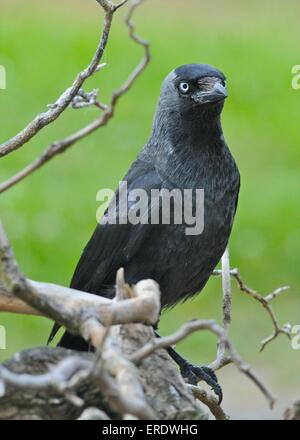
[180,362,223,404]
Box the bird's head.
[159,64,228,117]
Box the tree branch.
[0,0,150,194]
[0,222,160,348]
[131,318,276,409]
[213,267,291,351]
[0,221,279,413]
[212,247,234,371]
[188,384,228,420]
[0,7,114,158]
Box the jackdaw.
[49,64,240,402]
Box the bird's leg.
[154,331,223,404]
[167,345,223,404]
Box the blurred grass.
[0,0,299,408]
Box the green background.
[0,0,299,419]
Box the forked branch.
[213,266,291,351]
[0,0,150,193]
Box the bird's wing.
[48,158,162,344]
[69,158,163,293]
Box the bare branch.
[98,335,156,419]
[221,248,232,330]
[213,248,233,371]
[71,88,106,110]
[0,218,160,419]
[131,319,276,409]
[0,276,160,339]
[0,287,39,316]
[0,222,160,348]
[114,0,130,10]
[96,0,130,12]
[0,357,91,395]
[0,10,114,158]
[213,267,292,351]
[208,353,232,372]
[284,400,300,420]
[0,338,203,420]
[188,384,228,420]
[0,340,155,419]
[0,0,150,194]
[131,320,218,362]
[77,408,111,420]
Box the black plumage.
[50,64,240,354]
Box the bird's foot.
[180,362,223,404]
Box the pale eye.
[179,82,190,94]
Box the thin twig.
[188,384,228,420]
[131,319,276,409]
[213,268,291,351]
[0,0,150,194]
[214,247,233,369]
[0,9,114,158]
[221,248,232,331]
[96,0,130,12]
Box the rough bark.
[0,324,207,420]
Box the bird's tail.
[47,285,115,349]
[57,331,91,351]
[47,322,60,345]
[48,322,90,351]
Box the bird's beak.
[193,81,228,105]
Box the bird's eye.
[179,82,190,94]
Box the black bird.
[49,64,240,401]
